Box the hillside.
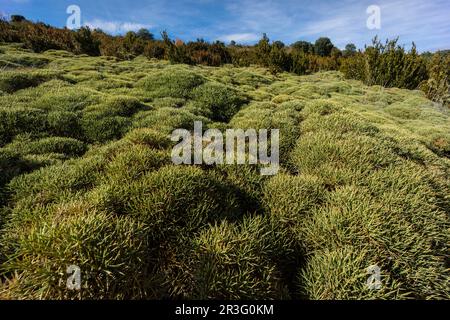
[0,43,449,299]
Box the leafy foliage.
[341,37,428,90]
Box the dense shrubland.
[1,17,449,106]
[0,41,448,299]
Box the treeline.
[0,15,448,106]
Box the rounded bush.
[0,54,49,68]
[302,99,343,116]
[8,155,105,207]
[137,67,204,99]
[300,111,380,136]
[214,164,267,213]
[230,102,302,164]
[263,173,326,225]
[190,82,246,122]
[296,178,450,299]
[0,107,48,146]
[81,113,130,143]
[125,128,172,149]
[0,149,39,205]
[1,204,153,299]
[8,136,87,157]
[289,131,399,185]
[187,216,290,299]
[84,96,145,117]
[132,107,210,133]
[298,247,397,300]
[47,111,82,138]
[102,145,170,183]
[92,166,242,237]
[0,71,53,93]
[30,87,99,112]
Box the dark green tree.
[272,41,285,49]
[136,28,154,41]
[10,15,26,23]
[256,33,271,66]
[343,43,357,57]
[74,27,100,56]
[314,37,334,56]
[291,40,313,54]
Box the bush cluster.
[340,38,428,90]
[0,38,448,300]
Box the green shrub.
[1,204,153,299]
[5,136,87,157]
[302,99,342,116]
[341,38,428,90]
[132,107,210,133]
[101,145,170,183]
[47,111,82,138]
[421,53,450,107]
[0,54,49,68]
[8,155,105,207]
[0,149,40,205]
[300,110,380,136]
[84,96,146,117]
[0,71,53,93]
[187,216,290,299]
[190,82,246,122]
[81,112,130,143]
[125,128,172,149]
[298,247,400,299]
[152,97,186,109]
[230,102,302,165]
[91,166,241,234]
[234,71,272,87]
[289,131,399,185]
[0,107,48,146]
[263,173,326,226]
[30,87,98,112]
[296,177,449,299]
[136,67,204,99]
[214,164,267,213]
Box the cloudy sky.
[1,0,449,51]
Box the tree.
[162,31,192,64]
[331,47,342,58]
[74,27,100,56]
[269,43,291,74]
[123,31,145,57]
[314,37,334,57]
[256,33,271,66]
[136,28,154,41]
[10,15,26,23]
[343,43,357,57]
[272,41,285,49]
[291,41,313,54]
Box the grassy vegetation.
[0,43,449,300]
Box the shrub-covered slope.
[0,43,449,299]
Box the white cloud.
[84,19,152,34]
[218,0,450,51]
[219,33,260,43]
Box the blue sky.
[1,0,449,52]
